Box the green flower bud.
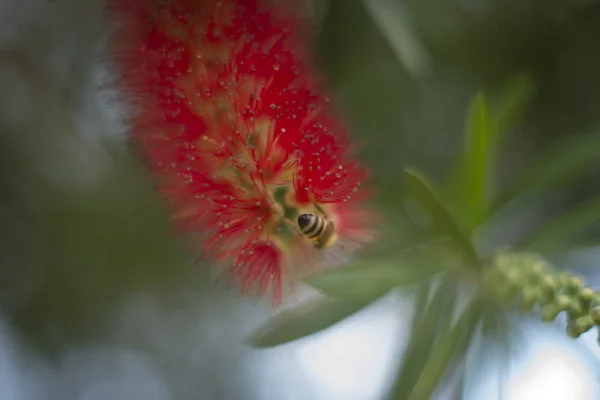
[565,276,583,294]
[592,293,600,308]
[556,272,571,289]
[528,260,547,282]
[569,300,584,318]
[540,275,557,302]
[578,287,595,305]
[519,288,538,312]
[590,307,600,324]
[555,294,572,312]
[505,269,522,287]
[568,316,594,338]
[542,303,560,322]
[554,293,584,317]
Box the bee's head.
[296,213,314,229]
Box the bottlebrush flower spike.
[109,0,376,305]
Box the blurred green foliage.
[0,139,197,353]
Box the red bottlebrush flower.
[109,0,376,305]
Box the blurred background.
[2,0,600,398]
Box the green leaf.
[459,91,494,233]
[448,79,532,232]
[360,0,431,78]
[404,168,478,263]
[388,275,457,399]
[406,296,481,400]
[307,0,330,32]
[491,131,600,215]
[247,296,376,348]
[407,281,432,340]
[492,74,535,140]
[306,260,428,300]
[520,196,600,252]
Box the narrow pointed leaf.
[360,0,431,78]
[493,74,535,139]
[388,275,457,399]
[460,92,494,233]
[519,196,600,252]
[491,131,600,215]
[306,261,424,299]
[306,245,448,300]
[406,297,481,400]
[404,168,478,263]
[307,0,330,31]
[247,296,376,348]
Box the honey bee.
[296,212,338,249]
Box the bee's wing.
[291,234,364,273]
[317,235,361,267]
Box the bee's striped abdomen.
[297,213,325,239]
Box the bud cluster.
[483,252,600,340]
